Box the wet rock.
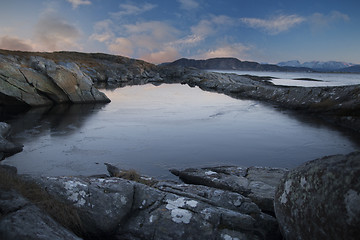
[0,189,82,240]
[171,166,288,213]
[274,152,360,240]
[0,122,23,159]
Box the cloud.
[169,35,204,49]
[34,11,82,51]
[110,3,156,18]
[197,43,252,60]
[91,19,180,63]
[177,0,199,10]
[141,47,180,64]
[0,35,33,51]
[241,15,305,35]
[90,20,115,43]
[108,38,134,57]
[189,15,236,42]
[309,11,350,30]
[66,0,91,9]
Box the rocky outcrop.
[274,152,360,240]
[177,71,360,114]
[0,50,121,106]
[0,122,22,159]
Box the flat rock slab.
[171,166,288,213]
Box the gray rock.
[274,152,360,240]
[171,166,288,213]
[0,122,23,158]
[29,176,135,237]
[26,174,281,240]
[0,52,110,106]
[0,189,82,240]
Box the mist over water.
[2,84,359,179]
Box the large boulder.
[274,152,360,240]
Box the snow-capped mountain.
[277,60,355,71]
[277,60,302,67]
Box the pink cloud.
[0,35,33,51]
[34,11,82,51]
[197,43,252,60]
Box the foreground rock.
[0,190,81,240]
[274,152,360,240]
[26,174,280,240]
[0,122,22,159]
[0,165,82,240]
[171,166,288,214]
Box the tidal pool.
[2,83,359,179]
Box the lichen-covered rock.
[171,166,288,213]
[274,152,360,240]
[0,189,82,240]
[29,176,135,238]
[27,174,281,240]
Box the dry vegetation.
[0,167,85,238]
[114,169,158,186]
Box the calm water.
[2,83,360,179]
[212,70,360,87]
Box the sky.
[0,0,359,64]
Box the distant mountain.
[166,58,312,72]
[277,60,356,71]
[277,60,301,68]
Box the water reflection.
[1,103,107,141]
[1,83,359,179]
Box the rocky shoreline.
[1,50,360,132]
[1,50,360,239]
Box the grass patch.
[0,167,85,238]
